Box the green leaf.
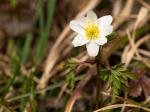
[123,72,137,80]
[0,56,21,101]
[100,69,109,81]
[35,0,56,63]
[112,63,124,70]
[21,33,33,64]
[119,77,128,87]
[65,69,75,91]
[111,70,120,81]
[105,63,137,102]
[106,32,117,41]
[10,0,17,8]
[112,76,121,90]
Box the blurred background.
[0,0,149,112]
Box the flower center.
[85,23,100,40]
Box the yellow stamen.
[85,23,100,40]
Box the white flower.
[69,11,113,57]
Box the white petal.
[76,16,87,27]
[100,25,113,36]
[69,20,85,35]
[72,34,88,47]
[87,11,98,24]
[86,41,99,57]
[95,37,107,45]
[98,15,113,25]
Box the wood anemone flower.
[69,11,113,57]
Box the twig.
[55,83,68,104]
[121,92,128,112]
[113,0,134,29]
[137,0,150,10]
[138,49,150,57]
[94,103,150,112]
[101,92,141,104]
[122,34,150,67]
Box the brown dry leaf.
[140,75,150,98]
[129,79,142,97]
[129,68,150,98]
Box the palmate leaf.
[100,63,136,102]
[100,69,109,80]
[65,59,77,91]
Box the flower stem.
[95,46,103,109]
[96,60,100,109]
